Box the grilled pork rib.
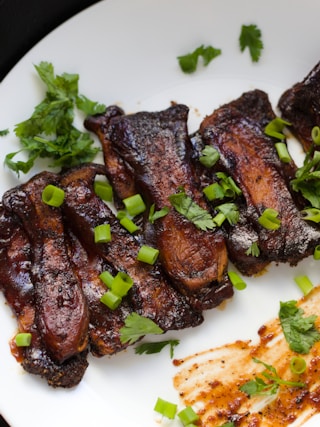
[2,172,89,363]
[278,61,320,152]
[60,163,204,330]
[0,205,88,387]
[86,105,233,310]
[200,90,320,271]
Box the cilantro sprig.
[239,24,264,62]
[177,45,221,74]
[279,300,320,354]
[135,339,180,358]
[119,313,164,345]
[5,61,106,175]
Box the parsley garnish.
[239,24,264,62]
[177,45,221,74]
[135,339,180,358]
[279,300,320,354]
[240,358,305,397]
[119,313,164,345]
[5,61,106,175]
[169,189,215,231]
[148,203,170,224]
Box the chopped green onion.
[15,332,32,347]
[203,182,225,201]
[199,145,220,168]
[112,272,134,297]
[41,184,65,207]
[264,117,291,140]
[154,397,177,419]
[123,194,146,217]
[312,126,320,145]
[100,290,122,310]
[212,211,226,227]
[313,245,320,260]
[245,241,260,257]
[275,142,292,163]
[178,406,199,426]
[301,207,320,223]
[99,271,114,289]
[137,245,159,265]
[94,224,111,243]
[294,275,313,296]
[258,208,281,230]
[119,215,140,234]
[228,271,247,290]
[216,172,242,198]
[94,180,113,202]
[213,202,239,226]
[290,356,307,375]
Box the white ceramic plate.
[0,0,320,426]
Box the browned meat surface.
[89,104,232,309]
[2,172,89,363]
[200,90,320,271]
[60,163,204,327]
[0,205,88,387]
[278,61,320,152]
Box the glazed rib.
[0,205,88,387]
[60,163,204,330]
[200,90,320,269]
[278,61,320,152]
[2,172,89,363]
[91,104,232,309]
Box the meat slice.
[2,172,89,363]
[88,105,232,309]
[278,61,320,152]
[200,90,320,270]
[59,163,204,328]
[0,205,88,387]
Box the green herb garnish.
[199,145,220,168]
[239,24,264,62]
[169,189,215,231]
[135,339,179,358]
[177,45,221,74]
[148,203,170,224]
[279,300,320,354]
[213,202,239,226]
[5,61,106,175]
[119,313,164,345]
[240,357,305,397]
[245,241,260,257]
[0,129,9,136]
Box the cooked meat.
[89,104,232,309]
[60,163,204,328]
[0,205,88,387]
[2,172,89,363]
[66,229,132,357]
[200,90,320,270]
[278,61,320,152]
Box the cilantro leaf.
[5,61,106,175]
[215,202,240,225]
[148,203,170,224]
[135,339,180,358]
[279,300,320,354]
[239,24,264,62]
[119,313,164,345]
[177,44,221,73]
[169,189,215,231]
[199,145,220,168]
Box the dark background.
[0,1,101,425]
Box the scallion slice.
[294,275,313,296]
[264,117,291,140]
[178,406,199,426]
[112,272,134,297]
[275,142,292,163]
[99,271,114,288]
[313,245,320,260]
[119,215,140,234]
[312,126,320,145]
[203,182,225,201]
[41,184,65,207]
[100,291,122,310]
[15,332,32,347]
[123,194,146,217]
[290,356,307,375]
[94,224,111,243]
[94,180,113,201]
[154,397,177,419]
[199,145,220,168]
[228,271,247,290]
[258,208,281,230]
[137,245,159,265]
